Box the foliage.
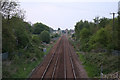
[2,1,53,78]
[10,17,31,49]
[70,37,119,77]
[118,13,120,50]
[76,52,100,77]
[75,20,90,40]
[32,35,41,44]
[2,18,16,53]
[33,23,49,34]
[85,53,118,74]
[89,28,110,50]
[0,0,25,19]
[2,36,56,78]
[79,28,91,51]
[74,17,119,51]
[99,17,110,28]
[40,30,50,43]
[80,28,91,40]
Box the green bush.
[40,30,50,43]
[88,28,110,50]
[79,28,91,51]
[32,35,41,44]
[84,53,119,74]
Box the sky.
[19,0,119,30]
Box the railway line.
[30,35,86,79]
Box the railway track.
[41,36,63,79]
[67,38,77,79]
[64,36,77,79]
[30,35,79,79]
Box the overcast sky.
[20,0,119,30]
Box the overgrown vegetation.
[2,38,57,78]
[71,15,120,77]
[70,39,119,78]
[74,17,119,52]
[76,52,119,77]
[1,0,59,78]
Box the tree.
[99,17,110,28]
[79,28,91,51]
[95,28,109,47]
[0,0,25,19]
[33,23,49,34]
[80,28,91,40]
[10,17,30,49]
[2,16,31,53]
[2,17,16,53]
[75,20,84,39]
[40,30,50,43]
[75,20,90,40]
[89,28,109,50]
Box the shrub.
[40,30,50,43]
[88,28,109,50]
[79,28,91,51]
[32,35,41,44]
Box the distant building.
[52,30,62,35]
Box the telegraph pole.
[118,1,120,50]
[110,13,116,32]
[110,12,117,49]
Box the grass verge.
[76,52,100,77]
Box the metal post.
[100,65,103,80]
[110,13,117,50]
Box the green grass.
[76,52,100,77]
[11,59,41,78]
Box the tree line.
[1,0,51,58]
[74,16,120,52]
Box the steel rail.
[64,37,67,79]
[29,38,61,78]
[52,36,66,79]
[51,37,63,78]
[41,37,62,79]
[51,51,59,78]
[68,39,77,79]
